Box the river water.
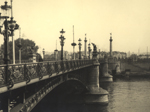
[32,76,150,112]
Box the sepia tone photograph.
[0,0,150,112]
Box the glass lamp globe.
[0,13,5,33]
[60,29,65,36]
[78,38,82,44]
[8,17,16,31]
[1,1,11,18]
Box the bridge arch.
[31,79,89,112]
[18,73,88,112]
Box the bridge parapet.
[0,59,93,92]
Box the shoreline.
[114,71,150,77]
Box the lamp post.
[10,0,15,64]
[71,25,76,60]
[0,2,11,65]
[17,28,22,63]
[0,1,19,65]
[43,48,45,60]
[88,42,91,59]
[59,29,65,61]
[0,1,19,112]
[9,16,19,64]
[78,38,82,59]
[84,34,87,59]
[110,33,113,57]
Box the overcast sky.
[0,0,150,54]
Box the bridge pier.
[108,58,121,75]
[84,61,108,104]
[100,56,113,82]
[84,44,109,104]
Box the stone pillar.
[100,55,113,82]
[84,43,108,105]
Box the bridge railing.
[0,59,93,88]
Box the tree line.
[0,38,43,62]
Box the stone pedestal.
[84,61,108,105]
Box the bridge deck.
[0,60,93,94]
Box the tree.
[0,38,39,61]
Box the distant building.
[45,50,127,61]
[73,51,92,59]
[138,54,150,59]
[98,51,127,59]
[112,51,127,59]
[99,51,108,58]
[129,54,138,61]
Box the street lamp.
[88,42,92,59]
[71,25,76,60]
[59,29,65,61]
[78,38,82,59]
[0,1,19,112]
[84,34,87,59]
[43,48,45,60]
[0,1,11,65]
[0,1,19,64]
[17,28,22,63]
[9,0,19,64]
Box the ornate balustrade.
[0,59,93,89]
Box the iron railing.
[0,59,93,88]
